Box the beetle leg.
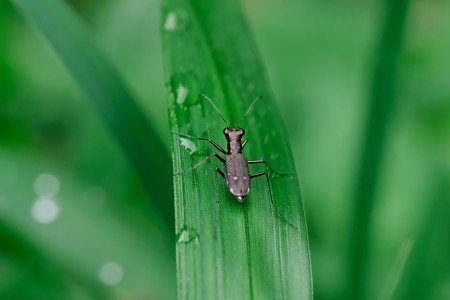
[242,139,248,149]
[216,167,225,178]
[200,138,227,155]
[214,168,222,239]
[174,154,224,175]
[172,132,227,154]
[248,160,291,176]
[215,155,225,164]
[250,172,297,229]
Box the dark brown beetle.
[175,94,295,228]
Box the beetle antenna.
[237,96,263,127]
[199,93,230,128]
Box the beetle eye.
[240,128,245,136]
[223,128,230,135]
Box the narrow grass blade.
[162,0,312,299]
[11,0,174,228]
[346,0,410,298]
[377,238,414,300]
[394,173,450,300]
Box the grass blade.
[162,0,312,299]
[394,173,450,300]
[346,0,410,298]
[377,238,414,300]
[11,0,174,228]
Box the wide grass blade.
[161,0,312,299]
[11,0,174,228]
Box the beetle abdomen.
[225,153,251,202]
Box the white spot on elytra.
[176,85,188,104]
[247,188,251,193]
[243,176,247,180]
[99,261,124,286]
[179,137,197,154]
[31,197,59,224]
[229,188,234,193]
[164,12,177,31]
[233,176,238,180]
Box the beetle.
[174,93,296,228]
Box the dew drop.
[98,261,124,286]
[31,197,59,224]
[179,137,197,154]
[34,173,60,197]
[176,84,189,105]
[163,9,189,32]
[176,225,198,244]
[164,12,177,31]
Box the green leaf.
[161,1,312,299]
[393,172,450,300]
[11,0,174,228]
[346,0,410,299]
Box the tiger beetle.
[174,93,296,229]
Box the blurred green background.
[1,0,450,299]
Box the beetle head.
[223,127,245,140]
